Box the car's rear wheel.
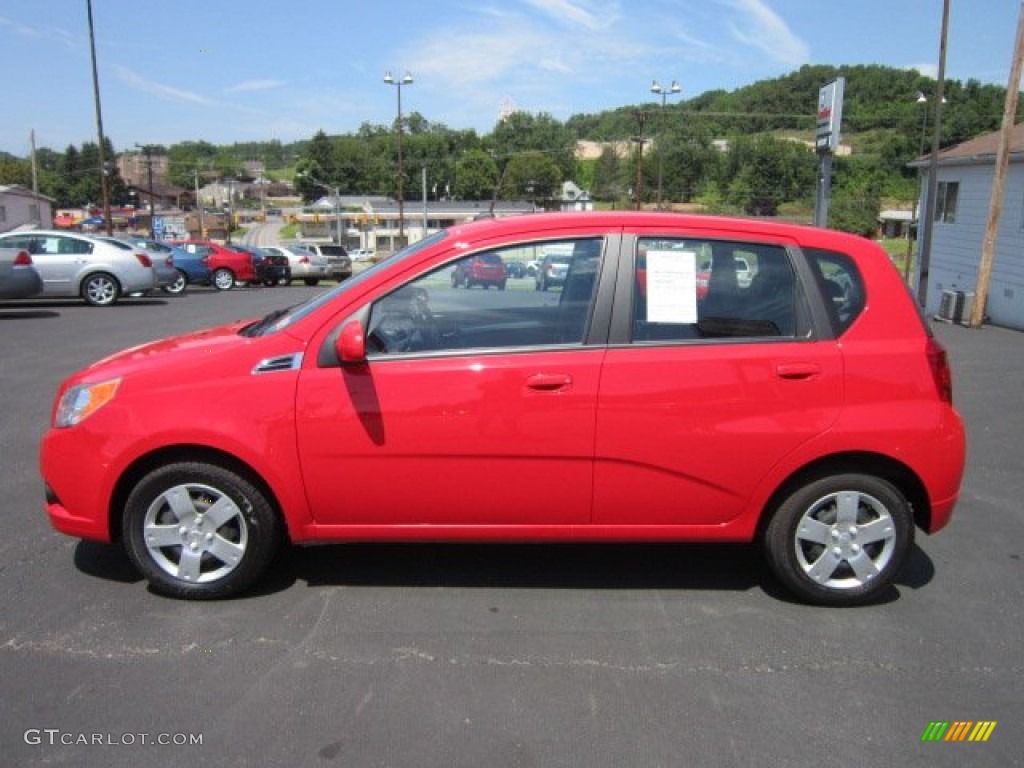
[304,278,320,286]
[81,272,121,306]
[213,268,235,291]
[162,271,187,295]
[122,462,281,600]
[763,473,913,606]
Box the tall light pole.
[632,110,649,210]
[384,71,413,244]
[650,79,680,209]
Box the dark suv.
[451,253,507,289]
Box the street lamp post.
[384,71,414,245]
[650,79,680,209]
[907,91,946,283]
[631,110,649,211]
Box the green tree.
[500,151,563,205]
[454,149,498,200]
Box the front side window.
[632,238,798,342]
[366,238,603,356]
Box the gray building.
[0,185,53,232]
[912,123,1024,329]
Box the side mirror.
[336,320,367,364]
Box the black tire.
[122,462,281,600]
[81,272,121,306]
[162,270,187,295]
[763,473,913,606]
[213,268,235,291]
[303,278,320,287]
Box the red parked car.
[169,240,258,290]
[40,212,965,605]
[451,252,507,289]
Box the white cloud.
[114,66,216,106]
[521,0,616,31]
[717,0,809,67]
[227,79,286,93]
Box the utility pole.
[970,1,1024,328]
[193,169,205,238]
[86,0,113,236]
[916,0,951,308]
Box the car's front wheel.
[213,268,235,291]
[304,278,320,287]
[763,473,913,606]
[122,462,281,600]
[81,272,121,306]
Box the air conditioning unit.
[936,290,976,325]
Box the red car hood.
[79,320,257,381]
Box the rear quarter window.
[804,248,866,335]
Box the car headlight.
[55,378,121,428]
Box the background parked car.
[261,244,330,286]
[534,253,570,291]
[169,240,259,290]
[451,252,507,289]
[0,247,44,299]
[94,236,181,295]
[0,230,156,306]
[119,237,209,294]
[233,244,290,286]
[349,248,376,262]
[298,243,352,282]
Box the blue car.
[121,238,211,294]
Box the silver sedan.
[0,230,157,306]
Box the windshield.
[252,230,450,336]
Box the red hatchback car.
[41,213,965,605]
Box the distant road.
[241,217,284,246]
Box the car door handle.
[776,362,821,380]
[526,373,573,392]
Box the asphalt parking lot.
[1,286,1022,768]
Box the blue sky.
[0,0,1020,156]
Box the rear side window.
[632,237,800,342]
[804,248,866,335]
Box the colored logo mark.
[921,721,997,742]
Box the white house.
[912,123,1024,329]
[0,185,53,232]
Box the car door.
[295,237,613,528]
[593,233,843,527]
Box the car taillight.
[135,253,152,268]
[13,250,33,266]
[299,256,309,264]
[201,256,209,265]
[164,257,174,267]
[926,336,954,404]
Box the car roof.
[445,211,874,252]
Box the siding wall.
[921,160,1024,329]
